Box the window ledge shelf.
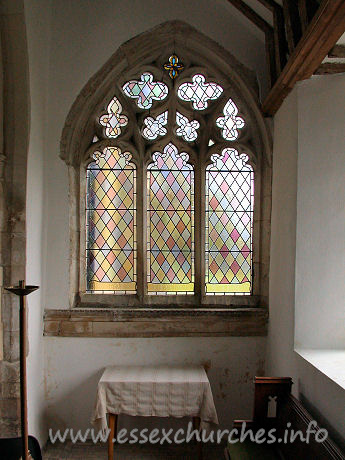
[295,348,345,390]
[43,307,268,337]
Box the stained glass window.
[86,147,136,293]
[205,148,253,295]
[82,56,264,305]
[176,112,199,142]
[122,72,168,109]
[177,74,223,110]
[216,98,245,140]
[147,143,194,295]
[99,96,128,138]
[142,111,168,140]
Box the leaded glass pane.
[99,96,128,138]
[122,72,168,110]
[205,148,253,295]
[142,111,168,140]
[86,147,136,293]
[176,112,199,142]
[177,74,223,110]
[216,98,245,140]
[147,143,194,295]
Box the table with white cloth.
[92,365,219,460]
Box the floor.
[43,441,226,459]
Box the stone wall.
[0,0,30,437]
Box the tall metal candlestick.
[5,280,39,460]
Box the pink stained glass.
[147,143,194,294]
[177,74,223,110]
[205,148,254,295]
[123,73,168,110]
[86,147,137,293]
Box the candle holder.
[5,280,39,460]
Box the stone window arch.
[61,21,272,310]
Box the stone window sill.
[43,307,268,337]
[295,349,345,390]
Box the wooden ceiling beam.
[282,0,303,53]
[226,0,273,34]
[255,0,288,74]
[262,0,345,116]
[255,0,279,12]
[226,0,277,86]
[298,0,308,34]
[314,63,345,75]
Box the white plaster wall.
[24,0,51,446]
[267,77,345,448]
[295,74,345,350]
[21,0,268,442]
[44,337,266,433]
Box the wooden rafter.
[298,0,308,34]
[273,5,288,74]
[282,0,303,53]
[314,63,345,75]
[256,0,288,77]
[262,0,345,116]
[226,0,277,86]
[255,0,279,12]
[226,0,272,34]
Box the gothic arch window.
[61,21,272,309]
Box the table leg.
[108,414,117,460]
[192,417,203,460]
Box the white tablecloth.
[92,365,219,431]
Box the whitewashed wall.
[23,0,268,443]
[295,74,345,350]
[267,75,345,449]
[44,337,266,433]
[25,0,51,446]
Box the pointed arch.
[61,20,272,309]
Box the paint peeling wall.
[44,337,266,433]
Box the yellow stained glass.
[205,148,253,295]
[147,143,194,295]
[86,147,137,293]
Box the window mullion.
[194,161,202,304]
[136,160,146,303]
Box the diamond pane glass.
[177,74,223,110]
[176,111,199,142]
[122,72,168,110]
[99,96,128,138]
[147,143,194,294]
[216,98,245,140]
[86,147,136,293]
[142,111,168,140]
[205,148,254,295]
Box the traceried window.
[84,62,255,299]
[64,41,272,309]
